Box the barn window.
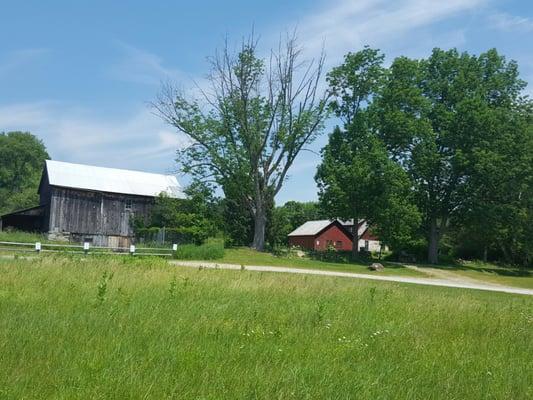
[125,199,133,211]
[365,240,369,251]
[336,241,342,249]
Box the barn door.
[120,211,131,236]
[108,236,120,249]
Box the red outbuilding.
[287,220,354,251]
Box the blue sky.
[1,0,532,204]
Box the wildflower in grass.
[370,329,390,339]
[337,336,352,344]
[96,271,112,304]
[169,276,178,298]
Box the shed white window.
[125,199,133,211]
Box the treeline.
[315,47,532,266]
[150,38,531,267]
[133,185,325,249]
[3,37,531,267]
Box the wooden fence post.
[129,244,135,256]
[35,242,41,254]
[83,242,90,255]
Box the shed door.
[119,211,131,236]
[108,236,120,249]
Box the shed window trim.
[125,199,133,211]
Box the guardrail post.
[35,242,41,254]
[83,242,90,255]
[129,244,135,256]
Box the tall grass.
[0,256,531,399]
[174,238,224,260]
[0,229,47,243]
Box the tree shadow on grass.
[307,250,409,269]
[413,261,532,278]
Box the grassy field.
[415,260,533,289]
[0,256,531,399]
[219,247,422,276]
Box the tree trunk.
[427,217,439,264]
[252,205,266,251]
[482,245,488,263]
[351,218,359,259]
[500,244,512,265]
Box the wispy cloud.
[295,0,485,62]
[108,41,185,85]
[0,48,50,77]
[489,12,533,33]
[0,102,188,174]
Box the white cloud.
[0,48,50,77]
[0,102,188,174]
[108,41,185,85]
[294,0,485,62]
[489,12,533,33]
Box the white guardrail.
[0,241,179,257]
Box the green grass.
[0,230,48,243]
[219,247,422,276]
[415,260,533,289]
[174,238,225,260]
[0,256,531,399]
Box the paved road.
[169,260,533,296]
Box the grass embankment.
[219,247,421,276]
[0,256,531,399]
[415,260,533,289]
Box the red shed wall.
[288,235,316,250]
[360,228,379,241]
[315,225,353,251]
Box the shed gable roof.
[287,220,333,236]
[288,219,354,239]
[43,160,184,198]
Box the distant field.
[0,256,531,399]
[220,247,422,276]
[415,260,533,289]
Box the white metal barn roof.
[287,220,334,236]
[44,160,184,198]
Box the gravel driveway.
[169,260,533,296]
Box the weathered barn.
[287,219,384,252]
[0,160,183,247]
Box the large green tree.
[154,35,328,251]
[316,48,420,256]
[454,100,532,266]
[0,131,49,215]
[375,48,529,263]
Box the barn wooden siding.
[45,186,153,246]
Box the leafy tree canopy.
[0,131,49,215]
[375,48,531,263]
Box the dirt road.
[169,260,533,296]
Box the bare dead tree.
[153,32,328,250]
